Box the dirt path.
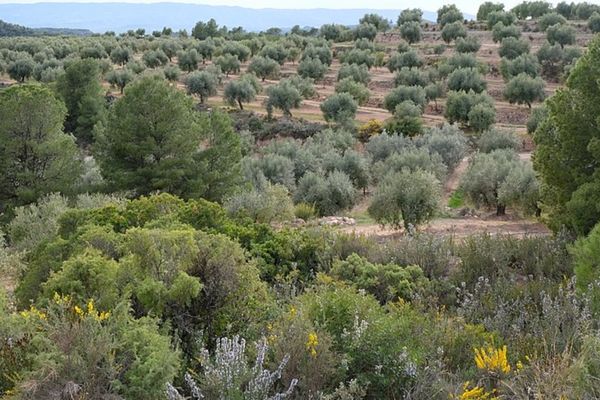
[442,155,469,203]
[339,216,550,239]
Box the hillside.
[2,3,600,398]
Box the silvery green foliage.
[0,231,25,287]
[457,277,591,351]
[166,383,185,400]
[416,124,468,171]
[168,336,297,400]
[8,193,69,253]
[320,379,366,400]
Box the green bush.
[295,170,358,216]
[331,253,431,303]
[385,100,424,136]
[455,36,481,53]
[477,128,521,153]
[294,202,317,220]
[225,183,294,223]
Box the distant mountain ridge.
[0,2,454,33]
[0,19,93,36]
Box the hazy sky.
[0,0,596,15]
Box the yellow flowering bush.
[474,345,511,375]
[357,119,383,142]
[306,332,319,357]
[19,305,47,321]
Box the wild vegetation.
[2,1,600,398]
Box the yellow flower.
[86,299,95,314]
[516,360,524,371]
[74,305,84,318]
[96,311,111,321]
[456,382,496,400]
[20,305,47,320]
[53,292,71,305]
[306,332,319,358]
[288,305,297,318]
[474,345,511,374]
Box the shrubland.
[1,3,600,398]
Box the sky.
[0,0,599,15]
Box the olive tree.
[177,48,201,72]
[337,63,370,84]
[477,2,504,21]
[297,57,327,81]
[444,90,496,132]
[503,73,545,107]
[398,8,423,25]
[340,49,376,69]
[498,37,531,60]
[368,169,441,230]
[437,4,463,27]
[477,128,520,153]
[361,13,391,31]
[259,44,289,65]
[163,65,181,83]
[223,74,261,110]
[588,12,600,33]
[394,67,429,87]
[294,170,357,216]
[354,23,378,41]
[320,93,358,125]
[492,22,521,43]
[447,67,487,93]
[539,12,567,31]
[399,21,422,44]
[142,49,168,68]
[185,70,218,103]
[248,56,280,81]
[265,80,302,118]
[417,124,468,171]
[460,149,538,215]
[500,53,541,80]
[441,21,467,43]
[383,85,427,112]
[546,24,576,48]
[110,47,131,65]
[486,10,516,29]
[335,78,370,105]
[387,50,423,72]
[106,69,134,94]
[455,36,481,53]
[214,54,241,76]
[372,147,446,182]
